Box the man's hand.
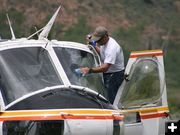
[80,67,90,75]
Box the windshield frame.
[0,41,108,108]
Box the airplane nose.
[6,87,113,111]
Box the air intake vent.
[42,92,54,99]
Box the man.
[81,26,125,104]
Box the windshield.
[118,57,161,109]
[54,47,106,98]
[0,47,62,105]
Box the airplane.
[0,6,169,135]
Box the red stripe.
[141,112,168,119]
[130,52,163,58]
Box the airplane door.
[114,50,169,135]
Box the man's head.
[91,26,109,45]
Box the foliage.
[63,17,91,43]
[0,8,25,39]
[113,21,146,50]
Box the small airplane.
[0,6,169,135]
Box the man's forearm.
[90,63,111,73]
[80,63,111,75]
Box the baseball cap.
[91,26,108,41]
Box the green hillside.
[0,0,180,118]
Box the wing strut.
[6,14,16,40]
[38,6,61,40]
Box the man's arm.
[94,45,100,54]
[80,63,111,75]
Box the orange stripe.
[138,107,169,114]
[131,49,162,54]
[0,109,123,121]
[141,112,168,119]
[121,106,169,120]
[130,52,163,58]
[0,109,113,116]
[0,115,123,121]
[121,106,169,114]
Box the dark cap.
[91,26,108,41]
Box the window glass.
[0,47,62,105]
[54,47,106,98]
[119,57,161,108]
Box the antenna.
[6,14,16,40]
[35,27,39,36]
[27,27,44,40]
[38,6,61,40]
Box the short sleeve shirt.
[100,37,124,73]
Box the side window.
[119,57,161,109]
[54,47,106,97]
